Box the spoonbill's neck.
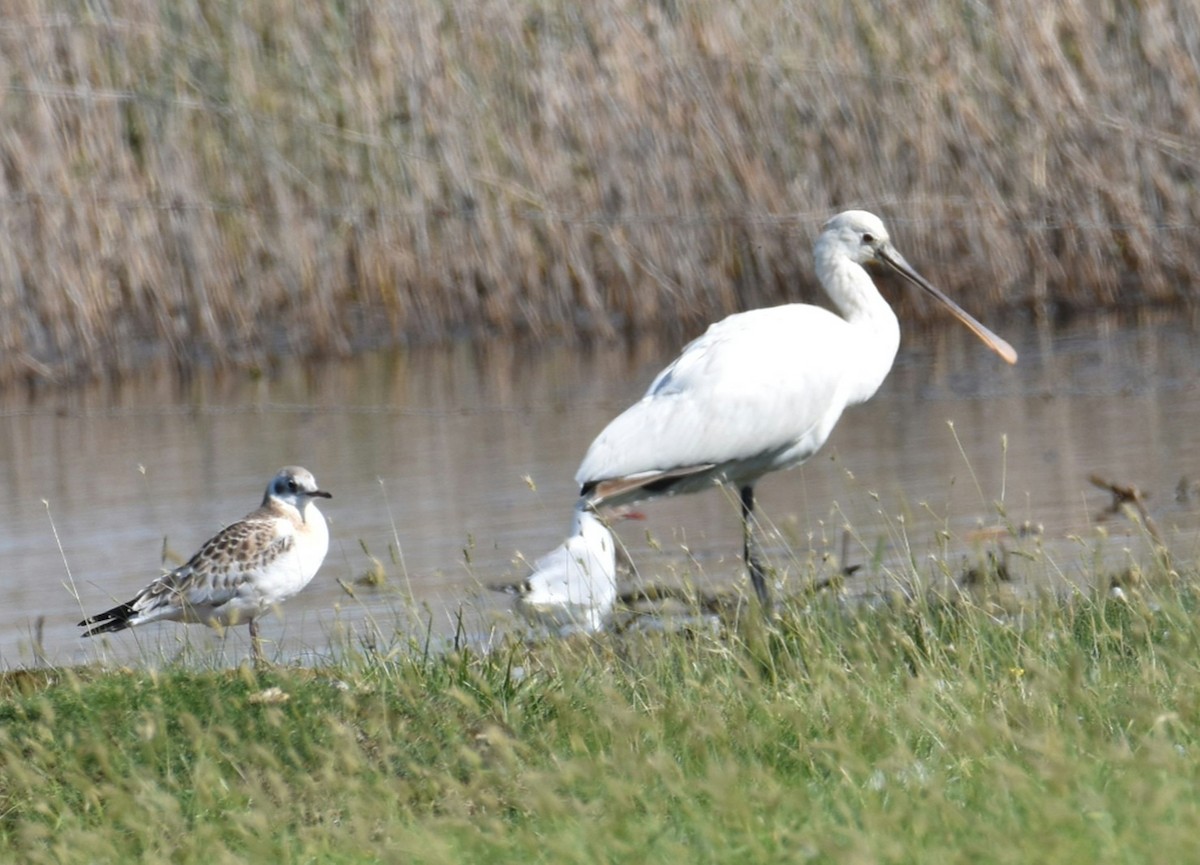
[813,246,901,404]
[814,242,890,321]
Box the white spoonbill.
[576,210,1016,608]
[514,505,639,635]
[80,466,332,663]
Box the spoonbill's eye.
[861,232,875,244]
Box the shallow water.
[2,314,1199,666]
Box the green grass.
[3,581,1200,863]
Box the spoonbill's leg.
[740,485,772,610]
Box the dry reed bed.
[0,0,1198,384]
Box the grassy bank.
[1,1,1199,385]
[3,583,1200,862]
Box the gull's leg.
[249,618,264,666]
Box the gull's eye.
[287,478,298,492]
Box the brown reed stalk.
[0,0,1197,384]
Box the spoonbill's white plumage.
[515,505,620,635]
[80,466,332,663]
[576,210,1016,607]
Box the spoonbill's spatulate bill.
[80,466,332,664]
[576,210,1016,607]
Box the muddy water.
[2,316,1198,666]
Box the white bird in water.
[80,466,332,664]
[513,505,639,635]
[576,210,1017,608]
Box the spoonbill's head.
[820,210,893,266]
[818,210,1017,365]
